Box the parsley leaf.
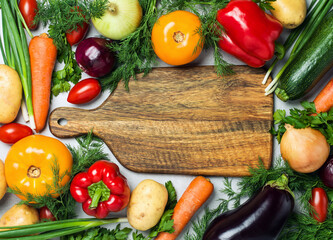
[66,225,132,240]
[271,101,333,145]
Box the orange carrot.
[155,176,214,240]
[314,78,333,113]
[29,33,57,132]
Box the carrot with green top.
[29,33,57,132]
[314,78,333,113]
[155,176,214,240]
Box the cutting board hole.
[57,118,68,126]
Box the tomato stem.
[27,165,41,178]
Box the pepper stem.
[274,42,285,60]
[88,181,111,209]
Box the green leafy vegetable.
[65,225,132,240]
[271,101,333,144]
[101,0,158,92]
[36,0,109,96]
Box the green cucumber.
[275,10,333,102]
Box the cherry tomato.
[0,123,33,144]
[66,6,89,46]
[18,0,39,30]
[66,22,89,46]
[309,187,328,222]
[151,10,203,66]
[67,78,101,104]
[39,206,56,221]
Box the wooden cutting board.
[49,66,273,176]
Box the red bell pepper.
[216,0,283,68]
[70,160,131,219]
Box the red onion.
[75,37,115,78]
[320,156,333,188]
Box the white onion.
[280,124,330,173]
[92,0,142,40]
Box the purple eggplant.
[203,174,294,240]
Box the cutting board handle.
[49,107,97,138]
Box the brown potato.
[0,204,39,230]
[127,179,168,231]
[0,64,22,124]
[270,0,307,29]
[0,159,7,200]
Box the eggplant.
[203,174,294,240]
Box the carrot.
[155,176,214,240]
[29,33,57,132]
[314,78,333,113]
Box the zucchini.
[275,10,333,102]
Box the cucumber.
[275,10,333,102]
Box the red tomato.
[67,78,101,104]
[18,0,39,30]
[66,22,89,46]
[309,187,328,222]
[0,123,33,144]
[66,6,89,46]
[39,206,56,222]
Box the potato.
[270,0,307,29]
[127,179,168,231]
[0,159,7,200]
[0,64,22,124]
[0,204,39,229]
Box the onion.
[75,37,115,78]
[92,0,142,40]
[280,124,330,173]
[320,156,333,188]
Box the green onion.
[263,0,333,95]
[0,0,35,129]
[0,217,128,239]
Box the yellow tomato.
[151,10,204,66]
[5,135,73,202]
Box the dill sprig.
[100,0,158,92]
[36,0,109,96]
[184,201,228,240]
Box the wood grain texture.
[49,66,273,176]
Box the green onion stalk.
[263,0,333,95]
[0,0,35,129]
[0,217,128,239]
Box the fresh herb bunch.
[271,101,333,144]
[100,0,158,92]
[65,225,132,240]
[9,132,109,220]
[36,0,109,96]
[186,158,333,240]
